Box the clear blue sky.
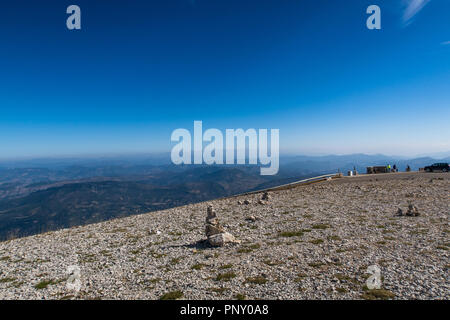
[0,0,449,158]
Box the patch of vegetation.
[245,276,267,285]
[409,229,429,235]
[219,263,233,269]
[148,278,162,284]
[335,274,358,284]
[215,272,237,281]
[170,257,182,265]
[336,287,347,293]
[279,230,304,238]
[377,259,388,267]
[235,293,246,300]
[312,224,330,230]
[308,262,325,268]
[309,239,324,245]
[159,290,184,300]
[361,288,395,300]
[0,277,16,283]
[79,253,96,263]
[130,249,142,255]
[191,263,206,270]
[237,243,261,253]
[126,235,140,243]
[98,250,111,257]
[109,227,128,233]
[208,287,229,294]
[294,273,307,282]
[149,250,166,259]
[328,235,341,241]
[34,279,56,290]
[9,280,24,288]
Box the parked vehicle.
[424,163,449,172]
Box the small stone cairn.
[205,205,239,246]
[258,191,270,204]
[396,204,420,217]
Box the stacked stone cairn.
[205,205,239,246]
[396,204,420,217]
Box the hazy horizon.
[0,150,448,163]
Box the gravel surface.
[0,172,448,300]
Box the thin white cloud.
[441,41,450,46]
[402,0,431,26]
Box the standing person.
[387,164,391,173]
[406,165,411,172]
[393,164,397,172]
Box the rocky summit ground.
[0,172,448,300]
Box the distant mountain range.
[280,154,450,175]
[0,153,447,241]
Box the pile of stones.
[258,191,271,204]
[205,205,240,247]
[396,204,420,217]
